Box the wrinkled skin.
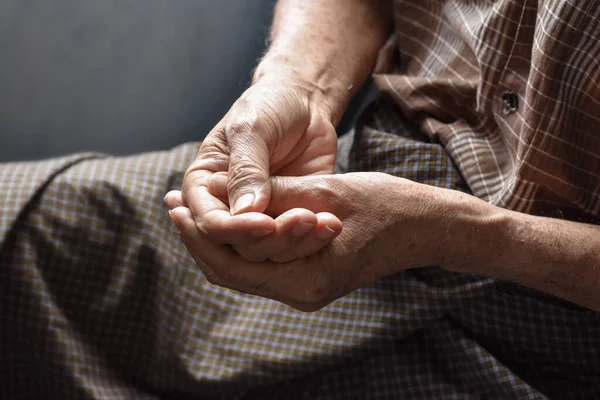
[179,76,345,264]
[167,172,443,311]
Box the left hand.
[167,172,450,311]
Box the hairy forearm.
[253,0,394,124]
[440,191,600,311]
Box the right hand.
[179,72,342,256]
[183,73,338,216]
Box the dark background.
[0,0,276,161]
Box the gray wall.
[0,0,274,161]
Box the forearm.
[440,191,600,311]
[254,0,394,124]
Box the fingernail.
[251,229,274,238]
[232,193,255,215]
[292,220,315,237]
[317,225,337,241]
[164,194,174,210]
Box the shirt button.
[502,91,519,115]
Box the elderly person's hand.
[166,172,475,311]
[179,0,395,256]
[180,71,342,253]
[172,0,400,309]
[166,170,343,263]
[182,71,337,209]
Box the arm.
[439,190,600,311]
[171,170,600,312]
[254,0,394,125]
[181,0,394,254]
[257,1,598,310]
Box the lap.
[1,110,596,399]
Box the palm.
[270,112,338,177]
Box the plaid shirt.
[2,1,600,399]
[376,0,600,219]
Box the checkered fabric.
[2,100,599,399]
[3,0,600,397]
[377,0,600,219]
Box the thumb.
[228,135,272,215]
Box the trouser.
[1,101,598,399]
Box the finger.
[171,206,335,310]
[187,136,230,176]
[232,208,317,262]
[269,212,342,263]
[266,175,341,217]
[191,186,276,244]
[183,169,276,245]
[202,210,276,244]
[184,169,227,216]
[182,141,273,238]
[169,206,243,290]
[279,212,342,262]
[207,171,228,199]
[164,190,184,210]
[182,133,230,223]
[169,206,280,297]
[226,123,272,215]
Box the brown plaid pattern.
[2,101,600,399]
[3,1,600,398]
[376,0,600,219]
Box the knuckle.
[184,142,229,179]
[229,159,263,179]
[199,137,229,159]
[182,173,208,194]
[225,119,255,139]
[226,105,281,144]
[233,94,251,110]
[225,108,272,142]
[227,161,267,190]
[304,179,340,211]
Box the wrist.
[430,190,511,273]
[253,53,355,125]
